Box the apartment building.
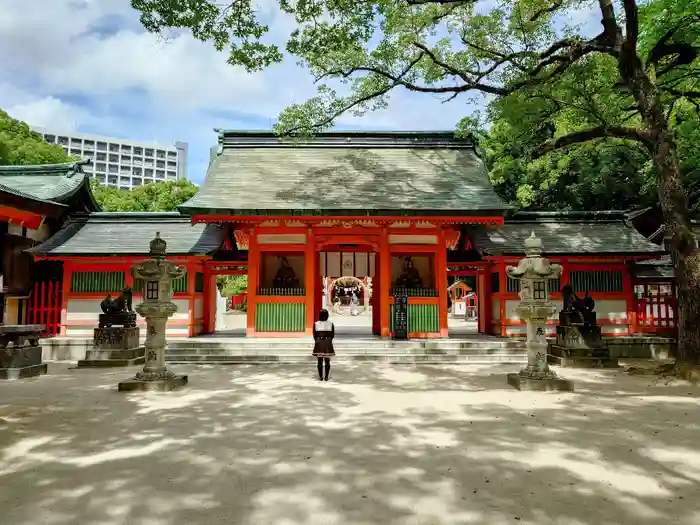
[34,127,188,189]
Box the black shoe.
[324,377,329,381]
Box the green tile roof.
[469,217,665,255]
[27,213,223,256]
[0,160,94,205]
[180,131,509,216]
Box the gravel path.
[0,362,698,525]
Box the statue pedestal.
[507,372,574,392]
[78,326,145,368]
[0,325,47,380]
[118,374,188,392]
[548,318,618,369]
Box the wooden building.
[26,131,671,339]
[0,161,99,332]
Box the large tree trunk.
[620,48,700,366]
[653,132,700,365]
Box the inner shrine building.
[25,131,670,339]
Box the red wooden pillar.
[304,228,316,335]
[246,229,260,336]
[436,229,449,337]
[187,261,197,336]
[60,264,72,336]
[379,227,391,337]
[499,258,507,336]
[372,255,381,335]
[623,263,636,334]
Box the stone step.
[166,341,526,351]
[165,353,527,364]
[165,347,525,356]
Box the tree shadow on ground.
[0,363,698,525]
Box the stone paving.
[1,362,699,525]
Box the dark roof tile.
[27,212,223,256]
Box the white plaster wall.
[8,222,50,241]
[594,299,628,322]
[257,234,306,244]
[388,234,436,244]
[194,297,204,319]
[65,298,191,338]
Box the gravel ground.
[0,362,698,525]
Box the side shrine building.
[4,131,677,340]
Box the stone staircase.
[164,338,528,364]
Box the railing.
[257,287,305,296]
[390,287,437,297]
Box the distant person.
[312,309,335,381]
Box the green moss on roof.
[181,130,508,216]
[27,212,223,256]
[0,160,93,204]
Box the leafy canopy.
[0,110,75,165]
[90,179,199,212]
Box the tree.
[90,179,199,212]
[132,0,700,367]
[0,110,74,165]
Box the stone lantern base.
[118,373,188,392]
[507,371,574,392]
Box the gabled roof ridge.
[68,211,190,222]
[0,159,91,178]
[214,129,477,150]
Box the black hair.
[318,309,329,321]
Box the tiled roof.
[469,217,665,255]
[0,160,94,205]
[27,212,223,256]
[180,131,509,216]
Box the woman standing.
[312,309,335,381]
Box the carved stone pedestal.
[0,324,47,380]
[548,318,618,368]
[118,373,188,392]
[507,371,574,392]
[78,325,145,368]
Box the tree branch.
[529,1,564,23]
[534,126,651,157]
[621,0,638,51]
[406,0,473,4]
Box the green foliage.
[0,110,75,165]
[90,179,199,212]
[216,274,248,297]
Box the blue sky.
[0,0,598,185]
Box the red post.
[246,228,260,336]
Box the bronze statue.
[395,257,423,289]
[100,287,134,314]
[560,284,596,331]
[272,256,300,288]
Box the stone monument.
[0,324,47,379]
[118,232,188,392]
[548,284,618,368]
[505,232,573,392]
[78,287,145,367]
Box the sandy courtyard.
[0,362,699,525]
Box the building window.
[62,147,69,154]
[109,153,119,162]
[167,171,176,178]
[156,149,165,159]
[121,156,132,165]
[133,159,142,166]
[156,160,165,169]
[58,136,69,145]
[95,162,106,172]
[96,141,107,151]
[134,147,143,155]
[97,174,106,183]
[570,270,624,293]
[45,134,56,143]
[70,138,82,146]
[84,139,94,147]
[156,170,165,178]
[145,168,154,176]
[195,272,205,293]
[133,179,142,186]
[167,161,177,169]
[121,144,132,153]
[96,152,106,161]
[144,158,154,167]
[70,148,81,155]
[108,175,118,185]
[145,148,154,157]
[167,150,177,159]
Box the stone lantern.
[118,232,188,392]
[505,232,573,392]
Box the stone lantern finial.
[524,231,543,256]
[149,232,167,258]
